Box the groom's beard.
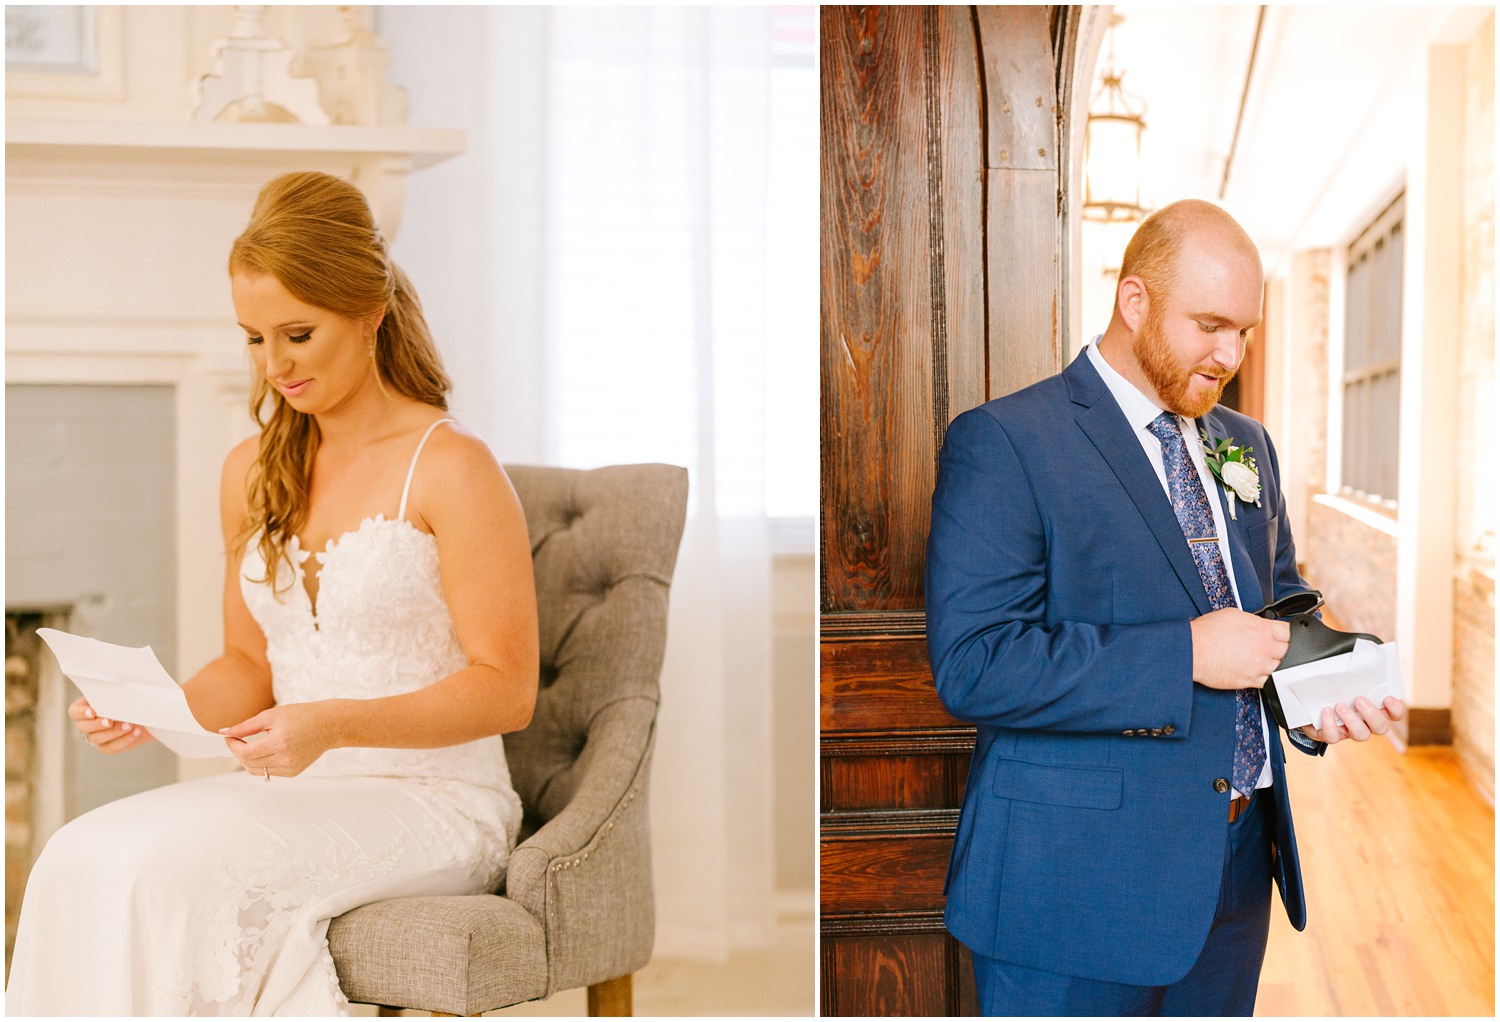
[1134,307,1235,419]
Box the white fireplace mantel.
[6,119,463,239]
[7,119,463,167]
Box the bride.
[6,171,538,1016]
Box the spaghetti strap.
[398,418,457,521]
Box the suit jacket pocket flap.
[992,757,1123,810]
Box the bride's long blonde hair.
[228,171,451,582]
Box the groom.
[924,200,1405,1015]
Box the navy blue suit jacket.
[925,349,1320,987]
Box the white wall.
[378,6,549,465]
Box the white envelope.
[1269,639,1405,731]
[36,628,234,758]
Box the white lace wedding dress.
[6,420,523,1016]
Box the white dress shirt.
[1086,339,1272,794]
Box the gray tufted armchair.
[327,463,689,1017]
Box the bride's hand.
[68,696,155,754]
[219,701,340,779]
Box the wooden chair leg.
[587,973,633,1017]
[375,1009,401,1017]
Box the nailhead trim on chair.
[548,781,642,875]
[545,776,646,973]
[531,720,659,1000]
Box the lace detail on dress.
[226,506,521,1011]
[151,830,405,1014]
[240,515,523,835]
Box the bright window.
[544,6,817,534]
[1341,193,1404,507]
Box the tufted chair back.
[329,462,688,1016]
[502,463,688,837]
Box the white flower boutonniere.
[1199,428,1262,520]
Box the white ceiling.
[1084,4,1491,274]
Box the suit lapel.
[1198,409,1265,613]
[1067,355,1212,615]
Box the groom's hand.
[1299,695,1407,745]
[1190,607,1290,691]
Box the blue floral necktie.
[1146,412,1265,798]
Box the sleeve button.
[1163,725,1176,735]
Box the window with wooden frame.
[1341,193,1404,507]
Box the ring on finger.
[263,767,270,783]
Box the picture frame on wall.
[6,6,123,100]
[6,6,98,74]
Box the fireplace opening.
[5,383,182,980]
[4,608,68,977]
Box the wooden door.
[820,6,1080,1015]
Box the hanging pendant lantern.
[1083,15,1148,223]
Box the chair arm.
[505,696,657,994]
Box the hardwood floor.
[1257,736,1494,1016]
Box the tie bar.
[1187,536,1220,544]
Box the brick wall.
[1453,12,1495,800]
[1453,568,1495,800]
[1303,501,1397,641]
[4,620,42,972]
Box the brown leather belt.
[1228,793,1253,822]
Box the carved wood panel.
[820,4,984,616]
[820,5,1076,1015]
